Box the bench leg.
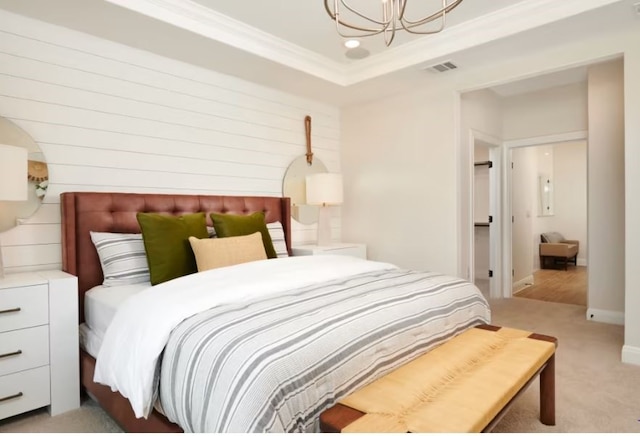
[539,354,555,425]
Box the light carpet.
[1,297,639,433]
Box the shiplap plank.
[0,52,340,141]
[1,224,60,246]
[2,244,61,268]
[0,10,342,272]
[16,121,299,168]
[14,203,60,224]
[0,96,328,152]
[43,183,280,201]
[0,28,339,127]
[0,75,339,149]
[41,144,285,181]
[4,263,62,275]
[49,165,282,194]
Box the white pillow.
[266,221,289,258]
[90,232,150,286]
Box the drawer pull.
[0,307,21,315]
[0,350,22,359]
[0,392,23,403]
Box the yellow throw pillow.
[188,232,267,271]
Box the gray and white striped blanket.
[159,268,490,432]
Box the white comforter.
[93,255,398,419]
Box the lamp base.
[316,206,332,246]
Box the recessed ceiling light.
[344,39,360,49]
[345,47,370,60]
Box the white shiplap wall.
[0,10,341,274]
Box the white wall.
[341,25,639,361]
[587,60,625,318]
[511,146,537,284]
[341,86,458,273]
[502,82,588,140]
[623,46,640,365]
[0,10,341,273]
[551,141,588,265]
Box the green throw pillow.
[137,212,209,285]
[210,211,277,259]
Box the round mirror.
[282,156,328,224]
[0,117,48,232]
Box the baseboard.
[622,345,640,366]
[586,308,624,325]
[512,275,534,294]
[577,258,587,267]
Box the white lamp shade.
[0,143,28,201]
[306,173,343,206]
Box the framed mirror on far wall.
[282,156,328,225]
[538,174,554,217]
[0,116,48,233]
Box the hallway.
[514,266,587,306]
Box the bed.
[61,191,490,433]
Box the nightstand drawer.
[0,326,50,377]
[0,366,50,420]
[0,285,48,333]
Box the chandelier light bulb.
[344,39,360,49]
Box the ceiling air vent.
[424,60,458,73]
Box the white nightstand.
[292,242,367,260]
[0,270,79,420]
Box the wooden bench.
[320,325,557,433]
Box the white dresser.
[0,270,79,420]
[292,242,367,260]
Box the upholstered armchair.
[539,232,579,270]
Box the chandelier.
[324,0,464,47]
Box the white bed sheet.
[84,282,151,339]
[79,322,102,358]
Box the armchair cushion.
[541,232,565,243]
[539,242,578,258]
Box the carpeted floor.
[1,297,639,433]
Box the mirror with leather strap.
[0,116,48,233]
[282,155,328,225]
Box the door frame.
[502,130,588,298]
[469,129,502,299]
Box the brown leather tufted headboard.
[60,192,291,323]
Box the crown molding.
[344,0,625,85]
[104,0,624,87]
[103,0,349,85]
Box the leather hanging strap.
[305,115,313,165]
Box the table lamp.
[306,173,343,246]
[0,144,28,278]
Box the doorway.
[508,140,588,306]
[470,133,501,300]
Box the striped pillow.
[208,222,288,257]
[90,232,150,286]
[266,221,289,258]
